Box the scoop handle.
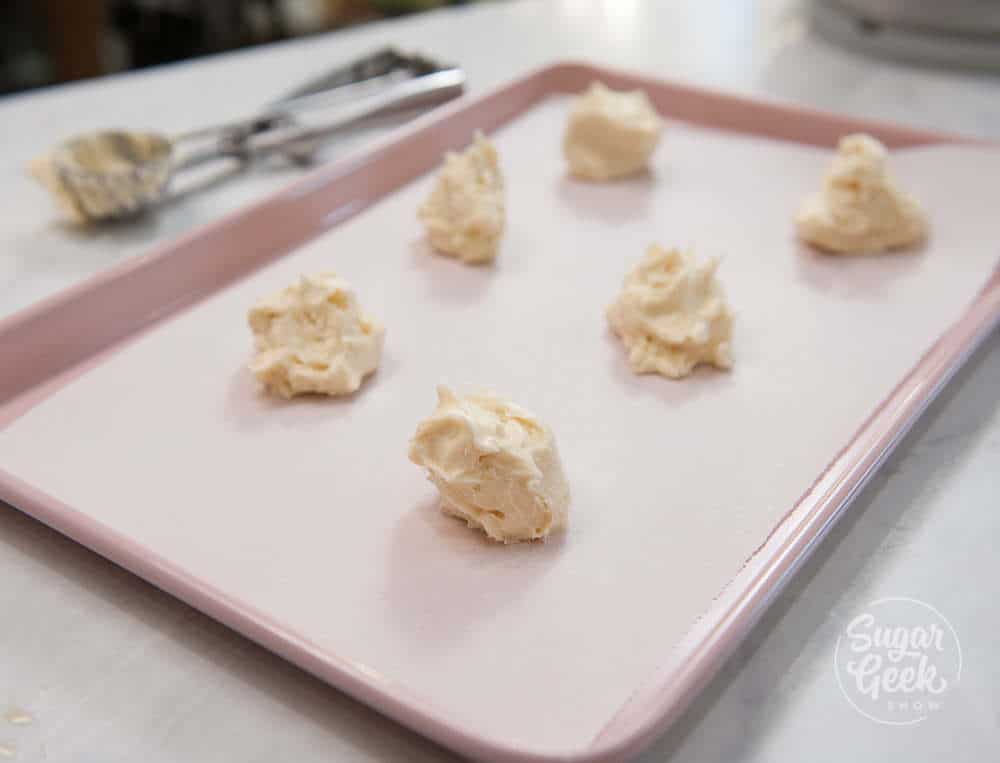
[169,114,290,172]
[169,68,464,175]
[245,68,465,162]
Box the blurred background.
[0,0,482,95]
[6,1,1000,98]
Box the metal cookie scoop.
[32,51,465,223]
[32,129,177,222]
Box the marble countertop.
[1,1,997,761]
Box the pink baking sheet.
[1,63,999,762]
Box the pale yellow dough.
[796,133,928,254]
[418,131,505,264]
[608,245,733,379]
[31,154,92,224]
[30,131,170,224]
[563,81,664,181]
[247,272,384,398]
[408,386,570,544]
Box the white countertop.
[1,1,998,761]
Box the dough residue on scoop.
[247,272,384,398]
[796,133,928,254]
[408,386,570,544]
[607,245,733,379]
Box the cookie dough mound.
[563,81,664,181]
[796,133,928,254]
[607,245,733,379]
[408,386,570,544]
[418,131,505,264]
[248,272,384,398]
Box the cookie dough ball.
[408,386,570,544]
[248,272,384,398]
[796,133,928,254]
[418,131,505,264]
[608,245,733,379]
[563,81,664,181]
